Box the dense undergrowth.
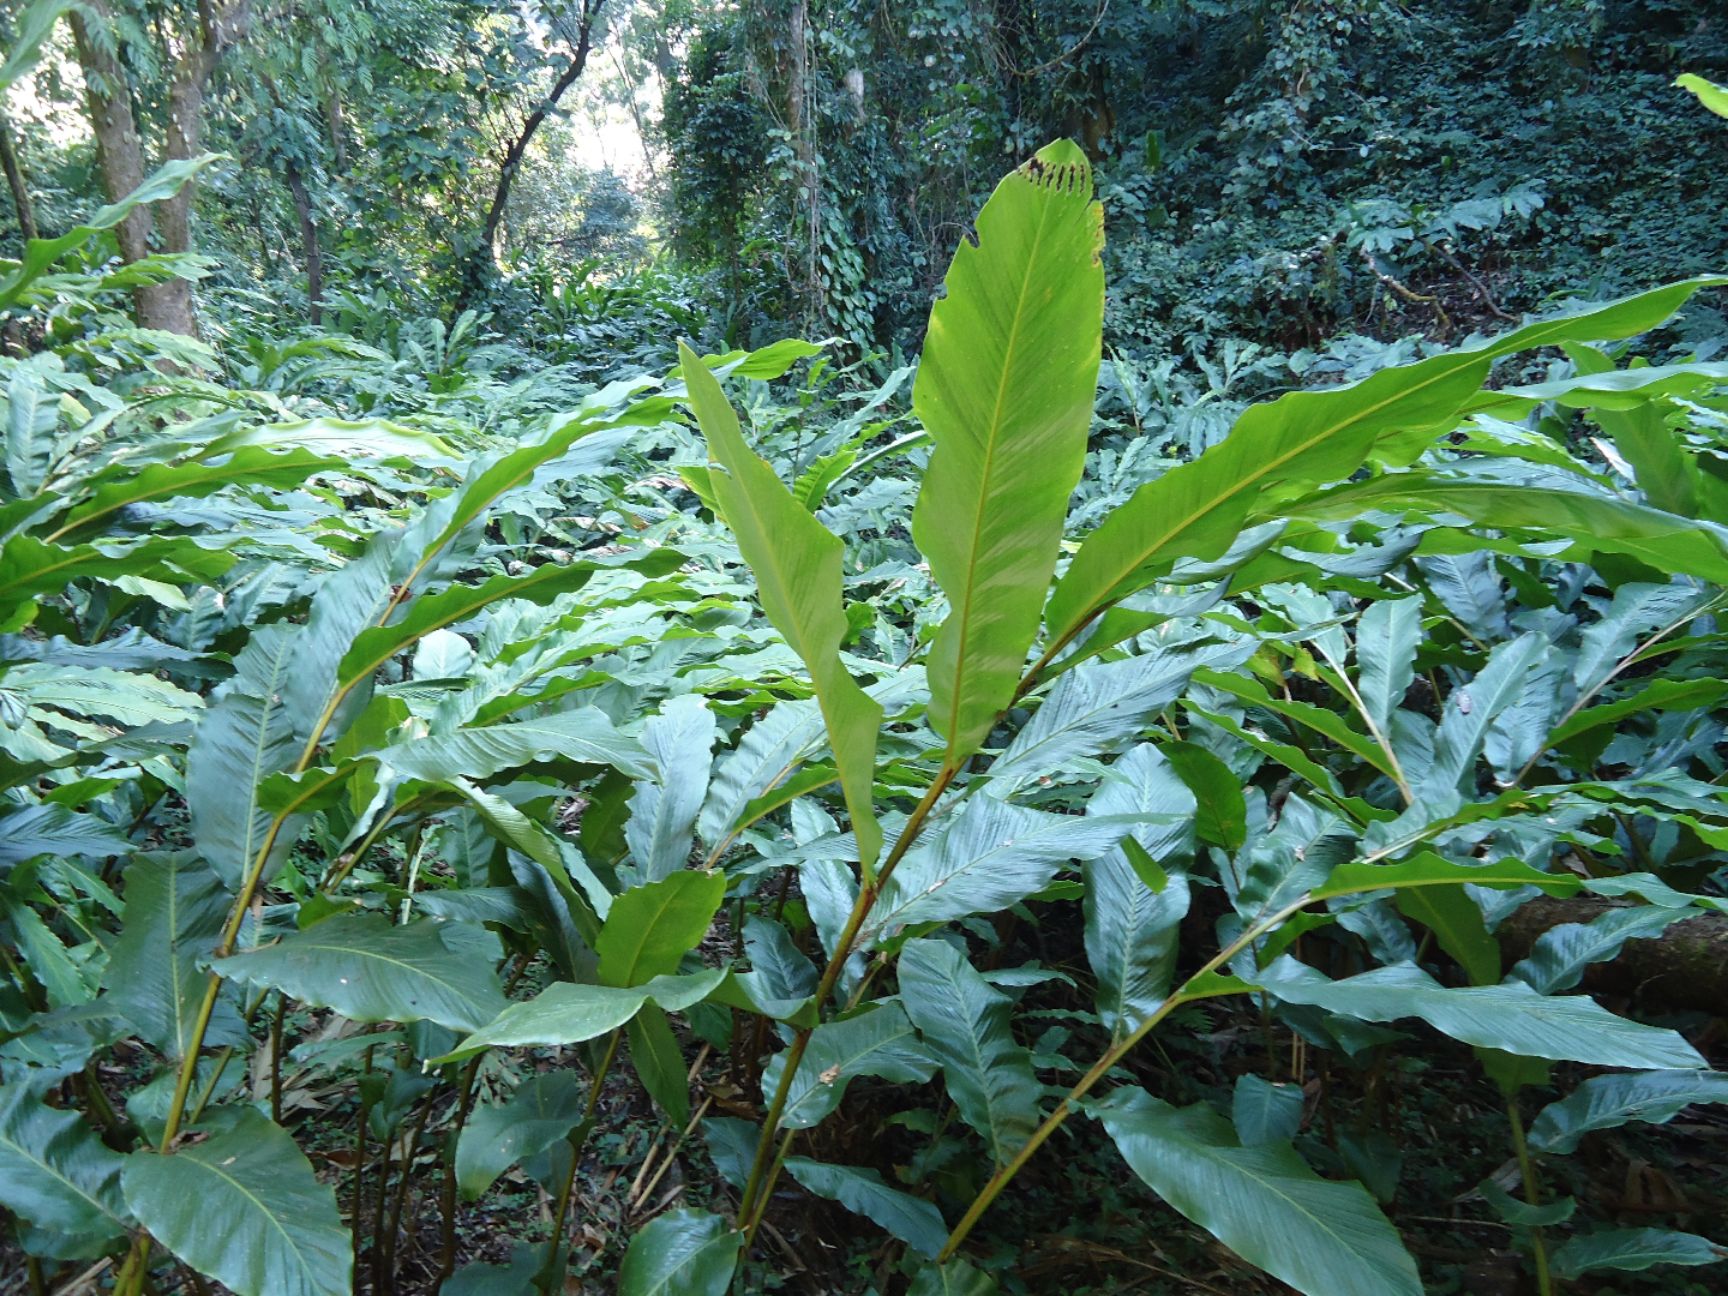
[6,8,1728,1296]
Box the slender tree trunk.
[285,163,324,324]
[460,0,604,308]
[326,87,349,170]
[0,115,37,243]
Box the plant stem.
[539,1029,621,1289]
[733,764,958,1231]
[431,1056,485,1294]
[1506,1099,1554,1296]
[936,896,1308,1261]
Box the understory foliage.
[6,26,1728,1296]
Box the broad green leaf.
[1510,905,1688,995]
[1295,471,1728,586]
[1529,1070,1728,1154]
[456,1072,586,1201]
[0,1085,128,1252]
[680,341,883,868]
[596,871,726,987]
[0,803,131,869]
[989,639,1249,791]
[431,970,724,1063]
[211,915,507,1032]
[1096,1088,1421,1296]
[864,798,1127,944]
[784,1157,947,1258]
[1195,669,1396,779]
[1256,957,1704,1069]
[105,853,245,1059]
[696,697,825,852]
[617,1207,741,1296]
[1047,277,1725,647]
[122,1109,350,1296]
[1421,632,1548,798]
[1083,744,1194,1037]
[1355,597,1421,737]
[626,694,717,881]
[186,625,302,890]
[1677,72,1728,118]
[1551,1227,1726,1280]
[1571,583,1710,693]
[764,1003,937,1130]
[53,446,342,540]
[1162,740,1247,852]
[1395,885,1499,985]
[0,0,72,95]
[1232,1074,1306,1146]
[3,662,201,726]
[378,708,652,783]
[0,156,225,309]
[1548,677,1728,746]
[898,938,1041,1167]
[907,1258,999,1296]
[911,139,1104,761]
[627,1002,691,1125]
[1314,851,1581,901]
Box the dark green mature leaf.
[379,708,651,783]
[1510,906,1689,995]
[764,1003,938,1130]
[1551,1228,1726,1280]
[1548,678,1728,746]
[626,694,717,881]
[627,1003,691,1125]
[696,697,825,853]
[0,1085,128,1250]
[186,624,302,890]
[898,938,1042,1167]
[1097,1089,1421,1296]
[596,871,726,987]
[1354,597,1421,738]
[106,853,244,1058]
[432,970,724,1063]
[911,139,1104,763]
[53,446,342,539]
[1256,958,1704,1068]
[680,341,883,868]
[617,1207,741,1296]
[1083,744,1194,1037]
[784,1158,947,1258]
[456,1073,586,1200]
[864,798,1126,944]
[0,803,131,869]
[1232,1075,1305,1146]
[1421,632,1548,799]
[1047,278,1725,648]
[123,1109,350,1296]
[1162,741,1247,852]
[211,915,507,1032]
[1530,1070,1728,1154]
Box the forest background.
[5,2,1728,1295]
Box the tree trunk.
[0,116,37,243]
[69,0,249,336]
[285,163,323,324]
[460,0,604,308]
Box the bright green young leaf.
[679,341,884,869]
[1677,72,1728,118]
[1096,1088,1421,1296]
[1161,740,1247,852]
[431,969,724,1064]
[627,1002,691,1125]
[898,937,1042,1167]
[0,0,73,95]
[1047,277,1725,648]
[1394,885,1499,985]
[784,1157,947,1258]
[1314,851,1582,901]
[210,915,507,1033]
[617,1207,741,1296]
[596,871,726,987]
[911,138,1104,762]
[122,1109,350,1296]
